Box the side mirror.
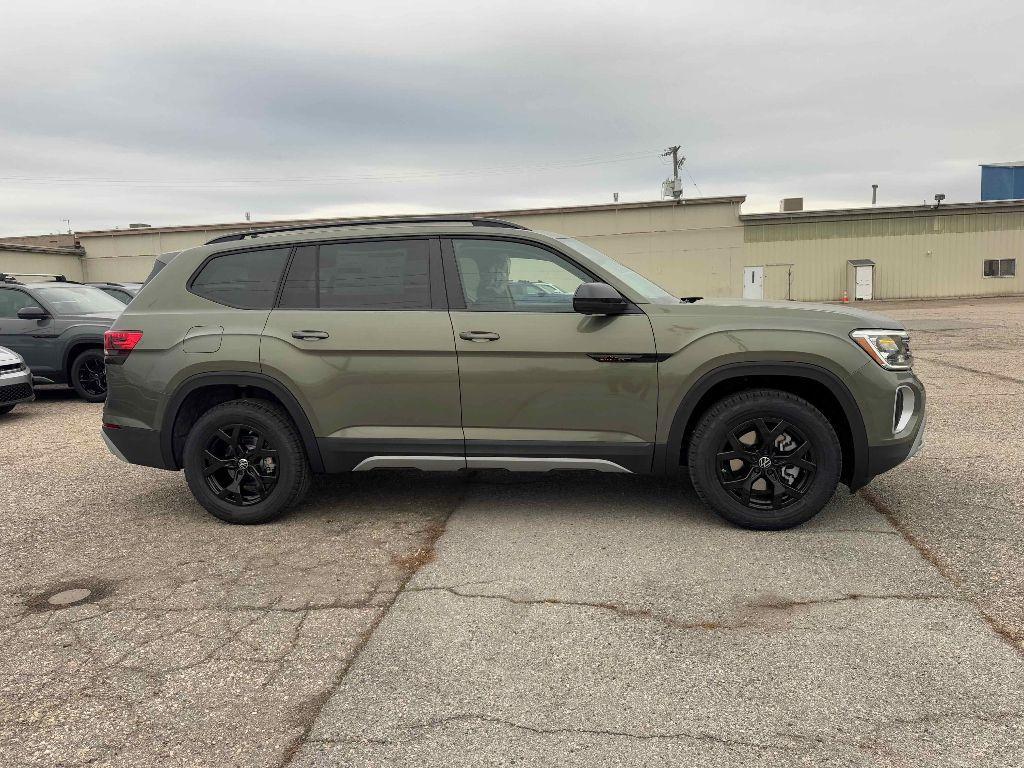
[573,283,629,315]
[17,306,49,320]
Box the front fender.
[652,326,872,485]
[655,327,868,441]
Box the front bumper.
[0,366,34,407]
[863,381,926,481]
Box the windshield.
[559,238,680,304]
[33,285,126,315]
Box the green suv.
[101,217,924,529]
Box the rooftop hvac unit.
[779,197,804,212]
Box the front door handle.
[459,331,500,342]
[291,330,330,340]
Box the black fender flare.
[62,336,105,380]
[657,362,869,489]
[161,371,325,473]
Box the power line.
[684,169,704,197]
[0,149,662,188]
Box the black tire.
[182,399,311,524]
[687,389,841,530]
[0,404,15,415]
[70,349,107,402]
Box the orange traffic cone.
[841,289,849,303]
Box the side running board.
[351,456,632,473]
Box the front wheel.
[182,399,311,524]
[687,389,841,530]
[70,349,107,402]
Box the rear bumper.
[101,424,174,470]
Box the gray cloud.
[1,0,1021,234]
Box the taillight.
[104,330,143,363]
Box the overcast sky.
[1,0,1021,235]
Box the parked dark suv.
[0,274,124,401]
[102,217,924,528]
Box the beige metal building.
[0,240,86,282]
[3,196,1022,302]
[742,200,1024,301]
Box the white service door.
[743,266,764,300]
[855,266,873,300]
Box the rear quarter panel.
[104,247,266,431]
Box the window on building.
[984,258,1017,278]
[278,239,431,310]
[190,247,290,309]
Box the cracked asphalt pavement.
[2,296,1024,767]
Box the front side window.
[452,239,589,312]
[191,247,290,309]
[559,237,680,304]
[31,285,126,315]
[0,289,35,318]
[278,239,430,310]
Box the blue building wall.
[981,165,1024,200]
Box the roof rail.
[205,216,528,245]
[0,272,73,283]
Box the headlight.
[850,329,912,370]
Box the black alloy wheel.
[202,423,280,506]
[717,417,816,511]
[71,349,108,402]
[183,399,310,524]
[687,389,841,530]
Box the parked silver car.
[0,345,34,414]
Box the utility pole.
[661,146,685,199]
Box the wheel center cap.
[757,456,772,469]
[237,458,250,470]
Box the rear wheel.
[70,349,107,402]
[183,399,311,524]
[687,389,841,530]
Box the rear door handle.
[291,330,330,340]
[459,331,500,342]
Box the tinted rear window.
[191,248,290,309]
[278,240,430,310]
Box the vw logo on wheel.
[757,456,772,469]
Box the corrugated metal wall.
[503,202,745,299]
[0,247,86,282]
[64,201,1024,301]
[743,211,1024,301]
